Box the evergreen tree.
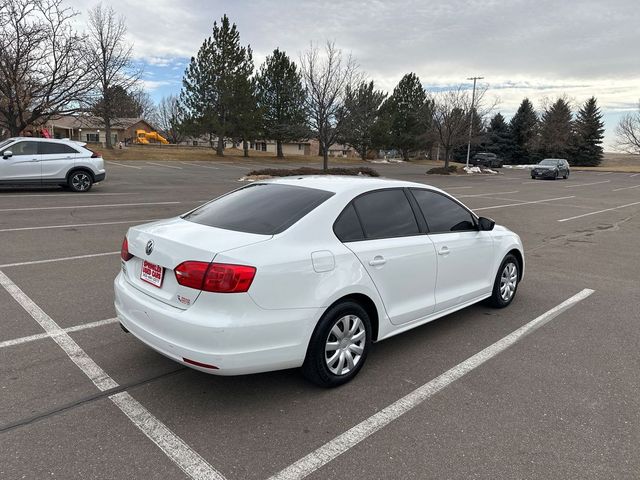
[381,73,432,160]
[339,81,387,160]
[484,113,513,160]
[572,97,605,166]
[181,15,253,155]
[509,98,539,164]
[231,75,260,157]
[539,97,573,159]
[255,49,308,158]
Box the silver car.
[0,137,106,192]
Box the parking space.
[1,159,639,479]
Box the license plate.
[141,260,164,288]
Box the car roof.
[259,175,445,196]
[3,137,87,147]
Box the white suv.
[0,137,106,192]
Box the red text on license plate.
[141,260,164,287]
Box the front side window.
[38,142,78,155]
[353,189,419,239]
[183,183,334,235]
[9,141,38,156]
[411,189,476,233]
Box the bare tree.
[86,4,139,148]
[0,0,92,136]
[156,95,185,144]
[432,85,495,168]
[299,41,360,170]
[615,102,640,154]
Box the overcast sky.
[72,0,640,149]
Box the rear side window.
[411,189,476,233]
[353,189,419,239]
[38,142,78,154]
[333,204,364,242]
[183,183,334,235]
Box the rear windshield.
[182,183,334,235]
[540,159,559,165]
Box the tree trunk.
[276,140,283,158]
[216,137,224,156]
[243,140,249,157]
[105,118,113,149]
[323,149,329,171]
[444,148,450,169]
[402,149,409,161]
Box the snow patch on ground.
[503,164,536,169]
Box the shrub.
[246,166,380,177]
[426,166,458,175]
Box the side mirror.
[2,150,12,159]
[478,216,495,231]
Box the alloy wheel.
[71,173,91,191]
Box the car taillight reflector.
[182,357,219,369]
[121,237,133,261]
[174,262,256,293]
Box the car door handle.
[368,256,386,266]
[438,246,450,256]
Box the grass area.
[572,152,640,172]
[100,144,363,165]
[426,165,459,175]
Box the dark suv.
[470,152,503,168]
[531,158,570,180]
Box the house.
[250,140,312,156]
[43,115,156,146]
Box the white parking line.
[474,196,575,211]
[0,251,118,268]
[180,161,220,170]
[146,162,183,170]
[0,270,225,480]
[268,289,595,480]
[596,172,613,175]
[458,191,519,198]
[0,201,180,212]
[442,186,474,190]
[612,185,640,192]
[107,161,143,170]
[0,192,134,198]
[0,219,159,233]
[630,173,640,178]
[565,180,610,188]
[557,201,640,222]
[0,317,118,349]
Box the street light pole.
[465,76,484,168]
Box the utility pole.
[465,76,484,168]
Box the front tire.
[488,254,520,308]
[68,171,93,192]
[302,301,372,387]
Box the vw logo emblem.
[145,240,154,255]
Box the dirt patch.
[426,166,459,175]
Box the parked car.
[0,137,105,192]
[115,177,525,387]
[470,152,503,168]
[531,158,570,180]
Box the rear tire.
[487,254,520,308]
[302,301,372,388]
[531,175,536,180]
[68,171,93,192]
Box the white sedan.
[114,176,524,387]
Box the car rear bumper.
[114,272,321,375]
[94,172,106,182]
[532,170,556,178]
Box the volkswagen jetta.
[114,177,524,387]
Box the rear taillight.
[174,262,256,293]
[87,147,101,158]
[121,237,133,261]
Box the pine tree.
[381,73,432,160]
[255,49,308,158]
[572,97,605,166]
[509,98,539,164]
[339,81,387,160]
[484,113,513,161]
[181,15,253,156]
[539,97,573,159]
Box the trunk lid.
[123,217,270,309]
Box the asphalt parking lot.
[1,159,639,479]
